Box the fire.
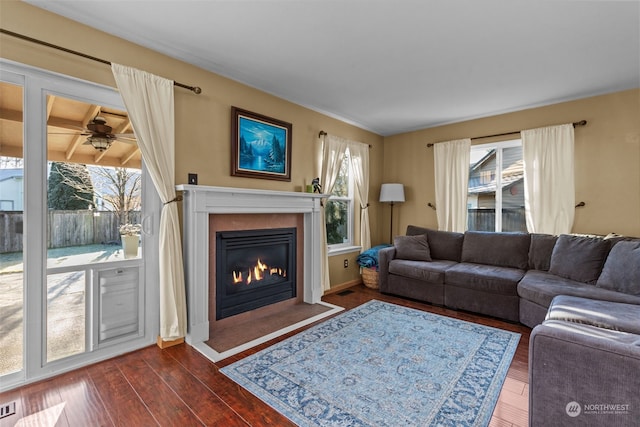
[232,271,243,283]
[233,258,286,285]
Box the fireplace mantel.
[176,185,326,347]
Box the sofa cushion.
[548,234,610,284]
[445,263,525,295]
[528,233,558,271]
[461,231,531,270]
[518,270,640,308]
[596,240,640,295]
[406,225,464,262]
[388,259,457,284]
[546,295,640,335]
[394,234,431,261]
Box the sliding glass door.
[0,74,25,384]
[0,60,160,391]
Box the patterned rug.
[221,300,520,426]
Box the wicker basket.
[361,267,379,289]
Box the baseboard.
[156,336,185,349]
[324,278,362,295]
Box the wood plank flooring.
[0,284,531,426]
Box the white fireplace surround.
[176,185,327,348]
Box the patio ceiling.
[0,81,141,169]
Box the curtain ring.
[164,195,183,205]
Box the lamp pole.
[389,201,395,244]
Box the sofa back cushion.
[596,240,640,295]
[548,234,610,284]
[461,231,531,269]
[394,234,432,261]
[528,233,558,271]
[406,225,464,262]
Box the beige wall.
[0,1,384,288]
[384,89,640,237]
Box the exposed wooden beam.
[120,146,140,166]
[47,116,85,132]
[0,108,23,123]
[46,95,55,120]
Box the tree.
[90,166,141,225]
[0,156,23,168]
[47,162,94,210]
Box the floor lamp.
[379,183,405,244]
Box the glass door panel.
[45,93,142,362]
[46,271,86,362]
[0,81,25,377]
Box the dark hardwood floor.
[0,285,530,426]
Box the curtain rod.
[426,120,587,148]
[1,29,202,94]
[318,130,372,148]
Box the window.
[326,150,354,249]
[467,140,526,232]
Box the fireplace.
[177,184,333,360]
[216,227,296,320]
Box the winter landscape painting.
[231,107,292,181]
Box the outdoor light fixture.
[86,135,113,151]
[379,183,405,244]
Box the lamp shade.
[379,183,405,203]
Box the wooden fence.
[467,208,527,232]
[0,210,141,253]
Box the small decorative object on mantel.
[231,107,292,181]
[312,177,322,193]
[119,223,141,258]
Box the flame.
[232,258,286,285]
[233,271,243,283]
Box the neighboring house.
[0,168,24,211]
[467,147,525,210]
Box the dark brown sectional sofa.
[378,225,640,327]
[378,225,640,426]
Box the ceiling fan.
[81,116,135,151]
[49,115,137,152]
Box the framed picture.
[231,107,292,181]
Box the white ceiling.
[25,0,640,136]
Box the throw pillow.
[528,233,558,271]
[406,225,463,261]
[596,241,640,295]
[548,234,611,284]
[394,234,432,262]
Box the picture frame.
[231,107,292,181]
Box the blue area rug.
[221,300,520,426]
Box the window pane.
[47,271,85,362]
[0,81,24,375]
[46,95,142,267]
[325,200,349,244]
[330,155,349,197]
[501,146,526,232]
[468,143,525,232]
[468,148,496,231]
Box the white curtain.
[111,63,187,341]
[434,138,471,232]
[318,135,348,291]
[522,124,575,234]
[347,141,371,251]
